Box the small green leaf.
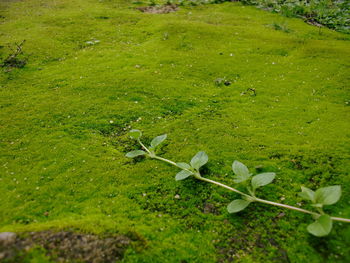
[175,170,193,181]
[315,186,341,205]
[150,134,167,148]
[232,160,251,183]
[190,151,208,170]
[129,129,142,139]
[125,150,146,158]
[227,199,251,213]
[307,215,333,237]
[299,186,315,202]
[251,172,276,190]
[176,162,191,170]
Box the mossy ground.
[0,0,349,262]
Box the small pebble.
[277,212,285,218]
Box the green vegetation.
[239,0,350,33]
[1,0,350,262]
[163,0,350,34]
[126,129,350,237]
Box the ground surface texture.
[0,0,349,262]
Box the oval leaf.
[190,151,208,170]
[227,199,251,213]
[129,129,142,139]
[125,150,146,158]
[307,215,333,237]
[151,134,167,148]
[299,186,315,202]
[251,172,276,190]
[176,162,191,170]
[232,160,251,183]
[315,185,341,205]
[175,170,192,181]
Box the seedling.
[126,130,350,237]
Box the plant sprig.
[126,130,350,237]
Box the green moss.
[0,0,349,262]
[5,246,54,263]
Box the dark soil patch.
[202,202,219,215]
[1,56,26,69]
[305,19,324,28]
[137,4,178,14]
[1,40,26,72]
[0,231,134,263]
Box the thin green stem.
[330,216,350,223]
[254,198,318,216]
[138,139,152,155]
[316,207,325,215]
[198,177,252,199]
[153,155,177,166]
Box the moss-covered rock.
[0,0,349,262]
